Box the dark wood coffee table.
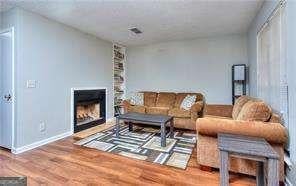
[115,112,174,147]
[218,133,279,186]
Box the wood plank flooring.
[0,124,256,186]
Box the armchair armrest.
[204,104,233,118]
[196,117,287,144]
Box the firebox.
[73,89,106,133]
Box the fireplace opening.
[76,103,102,126]
[74,89,106,133]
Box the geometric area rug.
[74,124,196,169]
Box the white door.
[0,30,13,149]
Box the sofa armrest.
[190,101,204,121]
[204,104,233,118]
[196,117,287,144]
[122,100,131,113]
[191,101,203,112]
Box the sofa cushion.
[156,92,176,108]
[168,108,190,118]
[146,107,169,115]
[232,96,252,119]
[236,101,272,122]
[143,92,158,107]
[127,105,146,114]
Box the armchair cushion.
[196,117,287,144]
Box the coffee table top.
[117,112,173,123]
[218,133,279,159]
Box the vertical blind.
[257,1,288,127]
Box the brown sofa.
[196,96,287,181]
[122,92,204,130]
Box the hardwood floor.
[0,126,256,185]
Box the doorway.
[0,27,15,150]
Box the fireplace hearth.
[73,89,106,133]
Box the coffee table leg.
[170,119,174,138]
[128,122,133,131]
[116,117,120,138]
[220,150,229,186]
[257,161,265,186]
[161,122,166,147]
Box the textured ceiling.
[1,0,263,46]
[0,1,14,12]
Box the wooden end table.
[218,133,279,186]
[115,112,174,147]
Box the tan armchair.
[196,96,287,181]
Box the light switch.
[27,80,36,88]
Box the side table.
[218,133,279,186]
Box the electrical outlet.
[40,122,46,132]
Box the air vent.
[129,27,142,34]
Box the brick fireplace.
[73,89,106,133]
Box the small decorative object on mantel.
[232,64,247,104]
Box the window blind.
[257,2,288,127]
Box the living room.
[0,0,295,185]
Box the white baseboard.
[12,117,115,154]
[11,131,72,154]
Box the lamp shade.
[233,65,246,80]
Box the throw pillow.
[236,101,272,122]
[130,92,144,106]
[180,95,196,110]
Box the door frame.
[0,27,16,151]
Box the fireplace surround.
[73,89,106,133]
